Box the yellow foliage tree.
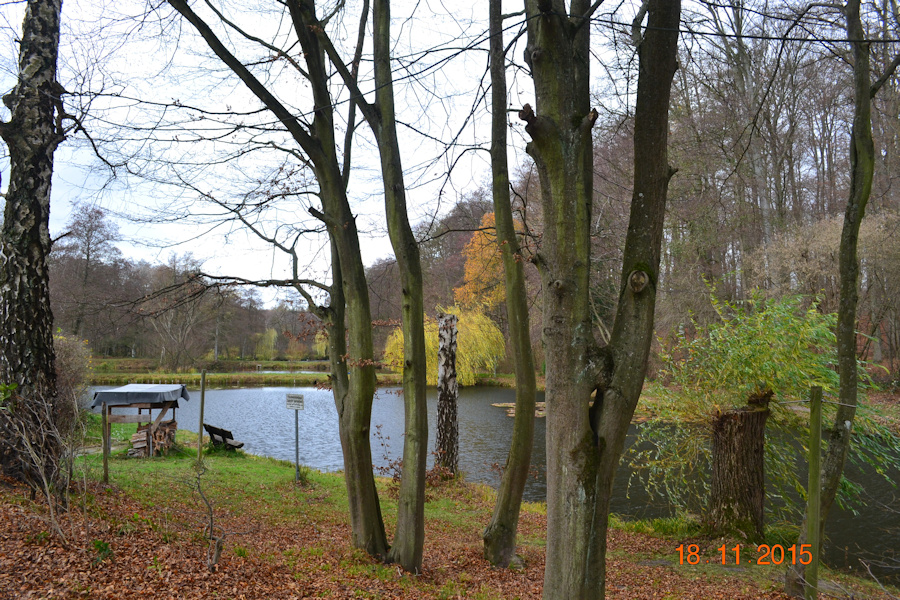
[254,328,278,360]
[454,213,505,310]
[312,328,329,359]
[383,306,504,386]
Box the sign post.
[197,370,207,463]
[286,394,305,482]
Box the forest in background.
[53,28,900,382]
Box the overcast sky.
[1,0,637,307]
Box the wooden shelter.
[92,384,190,459]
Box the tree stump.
[708,390,772,542]
[436,313,459,474]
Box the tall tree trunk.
[323,234,388,558]
[0,0,63,477]
[482,0,537,569]
[167,0,389,558]
[522,1,680,598]
[708,393,771,542]
[311,0,428,569]
[786,1,893,595]
[371,0,428,573]
[436,313,459,474]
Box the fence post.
[805,386,823,600]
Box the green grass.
[90,358,331,374]
[608,512,800,548]
[81,411,138,444]
[609,512,704,538]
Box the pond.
[92,385,899,584]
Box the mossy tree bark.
[521,1,681,597]
[482,0,537,569]
[369,0,429,572]
[315,0,431,571]
[167,0,389,558]
[318,0,429,571]
[0,0,64,478]
[520,0,681,600]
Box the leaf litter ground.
[0,458,893,599]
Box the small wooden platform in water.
[492,402,546,418]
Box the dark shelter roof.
[91,384,190,409]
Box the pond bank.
[89,370,400,387]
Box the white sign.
[286,393,305,411]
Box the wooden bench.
[203,423,244,450]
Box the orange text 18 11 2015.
[677,543,814,566]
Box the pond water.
[93,385,899,584]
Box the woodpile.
[128,420,177,457]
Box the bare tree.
[481,0,538,569]
[518,1,681,597]
[163,0,390,556]
[314,0,430,569]
[53,202,121,338]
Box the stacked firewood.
[128,420,177,457]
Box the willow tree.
[166,0,388,557]
[520,1,681,597]
[482,0,538,568]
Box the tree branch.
[167,0,322,162]
[202,0,311,79]
[574,0,606,31]
[314,14,380,126]
[199,272,331,294]
[871,52,900,97]
[342,0,370,190]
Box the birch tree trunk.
[0,0,64,478]
[436,313,459,474]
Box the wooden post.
[148,407,154,457]
[805,386,823,600]
[101,403,109,484]
[198,370,206,463]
